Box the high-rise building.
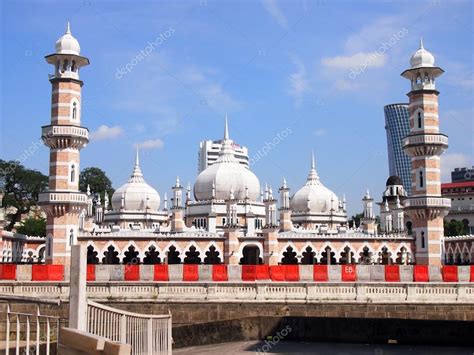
[197,119,249,173]
[451,166,474,182]
[384,103,412,194]
[402,39,450,266]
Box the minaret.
[278,178,292,232]
[39,23,90,265]
[171,176,184,232]
[401,39,450,265]
[361,189,376,234]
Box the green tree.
[0,160,48,231]
[16,216,46,237]
[349,213,364,228]
[79,167,114,202]
[444,220,464,236]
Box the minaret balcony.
[39,191,88,215]
[404,196,451,209]
[42,125,89,149]
[403,133,448,157]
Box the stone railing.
[42,125,89,139]
[0,282,472,304]
[403,133,448,147]
[38,192,88,204]
[405,196,451,209]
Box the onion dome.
[111,150,161,211]
[55,22,81,55]
[194,117,260,201]
[290,152,339,213]
[386,175,403,186]
[409,38,435,69]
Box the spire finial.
[311,150,315,170]
[307,150,319,184]
[224,114,229,140]
[66,21,71,34]
[419,37,424,49]
[135,146,140,167]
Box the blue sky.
[1,0,473,216]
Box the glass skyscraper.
[384,103,411,194]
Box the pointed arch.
[280,243,299,265]
[319,243,337,265]
[301,243,316,265]
[165,243,182,264]
[339,243,356,264]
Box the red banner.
[183,264,199,281]
[341,265,357,282]
[154,264,169,281]
[442,265,458,282]
[414,265,429,282]
[270,265,285,281]
[256,265,270,280]
[471,266,474,282]
[32,265,64,281]
[86,264,95,281]
[313,265,328,281]
[0,264,16,280]
[241,265,257,281]
[124,264,140,281]
[285,265,300,281]
[212,265,228,281]
[385,265,400,282]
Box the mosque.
[30,24,456,267]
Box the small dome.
[55,22,81,55]
[410,38,434,69]
[290,153,339,213]
[386,175,403,186]
[194,117,260,201]
[111,150,160,211]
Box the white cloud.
[288,56,310,105]
[441,153,472,182]
[89,125,123,141]
[321,52,386,70]
[333,79,366,91]
[136,139,164,150]
[314,128,326,137]
[261,0,288,29]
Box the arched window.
[421,232,425,249]
[70,164,76,183]
[71,60,76,72]
[72,102,77,120]
[417,112,422,128]
[62,59,69,73]
[69,229,74,246]
[419,170,424,188]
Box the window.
[70,164,76,183]
[72,102,77,119]
[419,170,424,188]
[417,112,422,128]
[69,229,74,246]
[421,232,425,249]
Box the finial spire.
[130,148,144,181]
[419,37,424,49]
[66,21,71,34]
[135,146,140,167]
[311,150,315,170]
[224,114,229,140]
[307,150,319,184]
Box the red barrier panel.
[154,265,169,281]
[341,265,357,282]
[212,265,228,281]
[414,265,429,282]
[270,266,285,281]
[256,265,270,280]
[241,265,257,281]
[32,265,64,281]
[285,265,300,281]
[86,264,95,281]
[183,264,199,281]
[124,264,140,281]
[471,266,474,282]
[442,266,458,282]
[0,264,16,280]
[385,265,400,282]
[313,265,328,281]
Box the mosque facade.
[35,24,457,267]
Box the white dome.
[193,118,260,201]
[111,152,160,211]
[55,22,81,55]
[410,38,434,69]
[290,154,339,213]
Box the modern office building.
[451,166,474,182]
[198,137,249,173]
[384,103,412,194]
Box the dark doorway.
[240,245,262,265]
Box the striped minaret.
[401,39,450,265]
[39,23,90,265]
